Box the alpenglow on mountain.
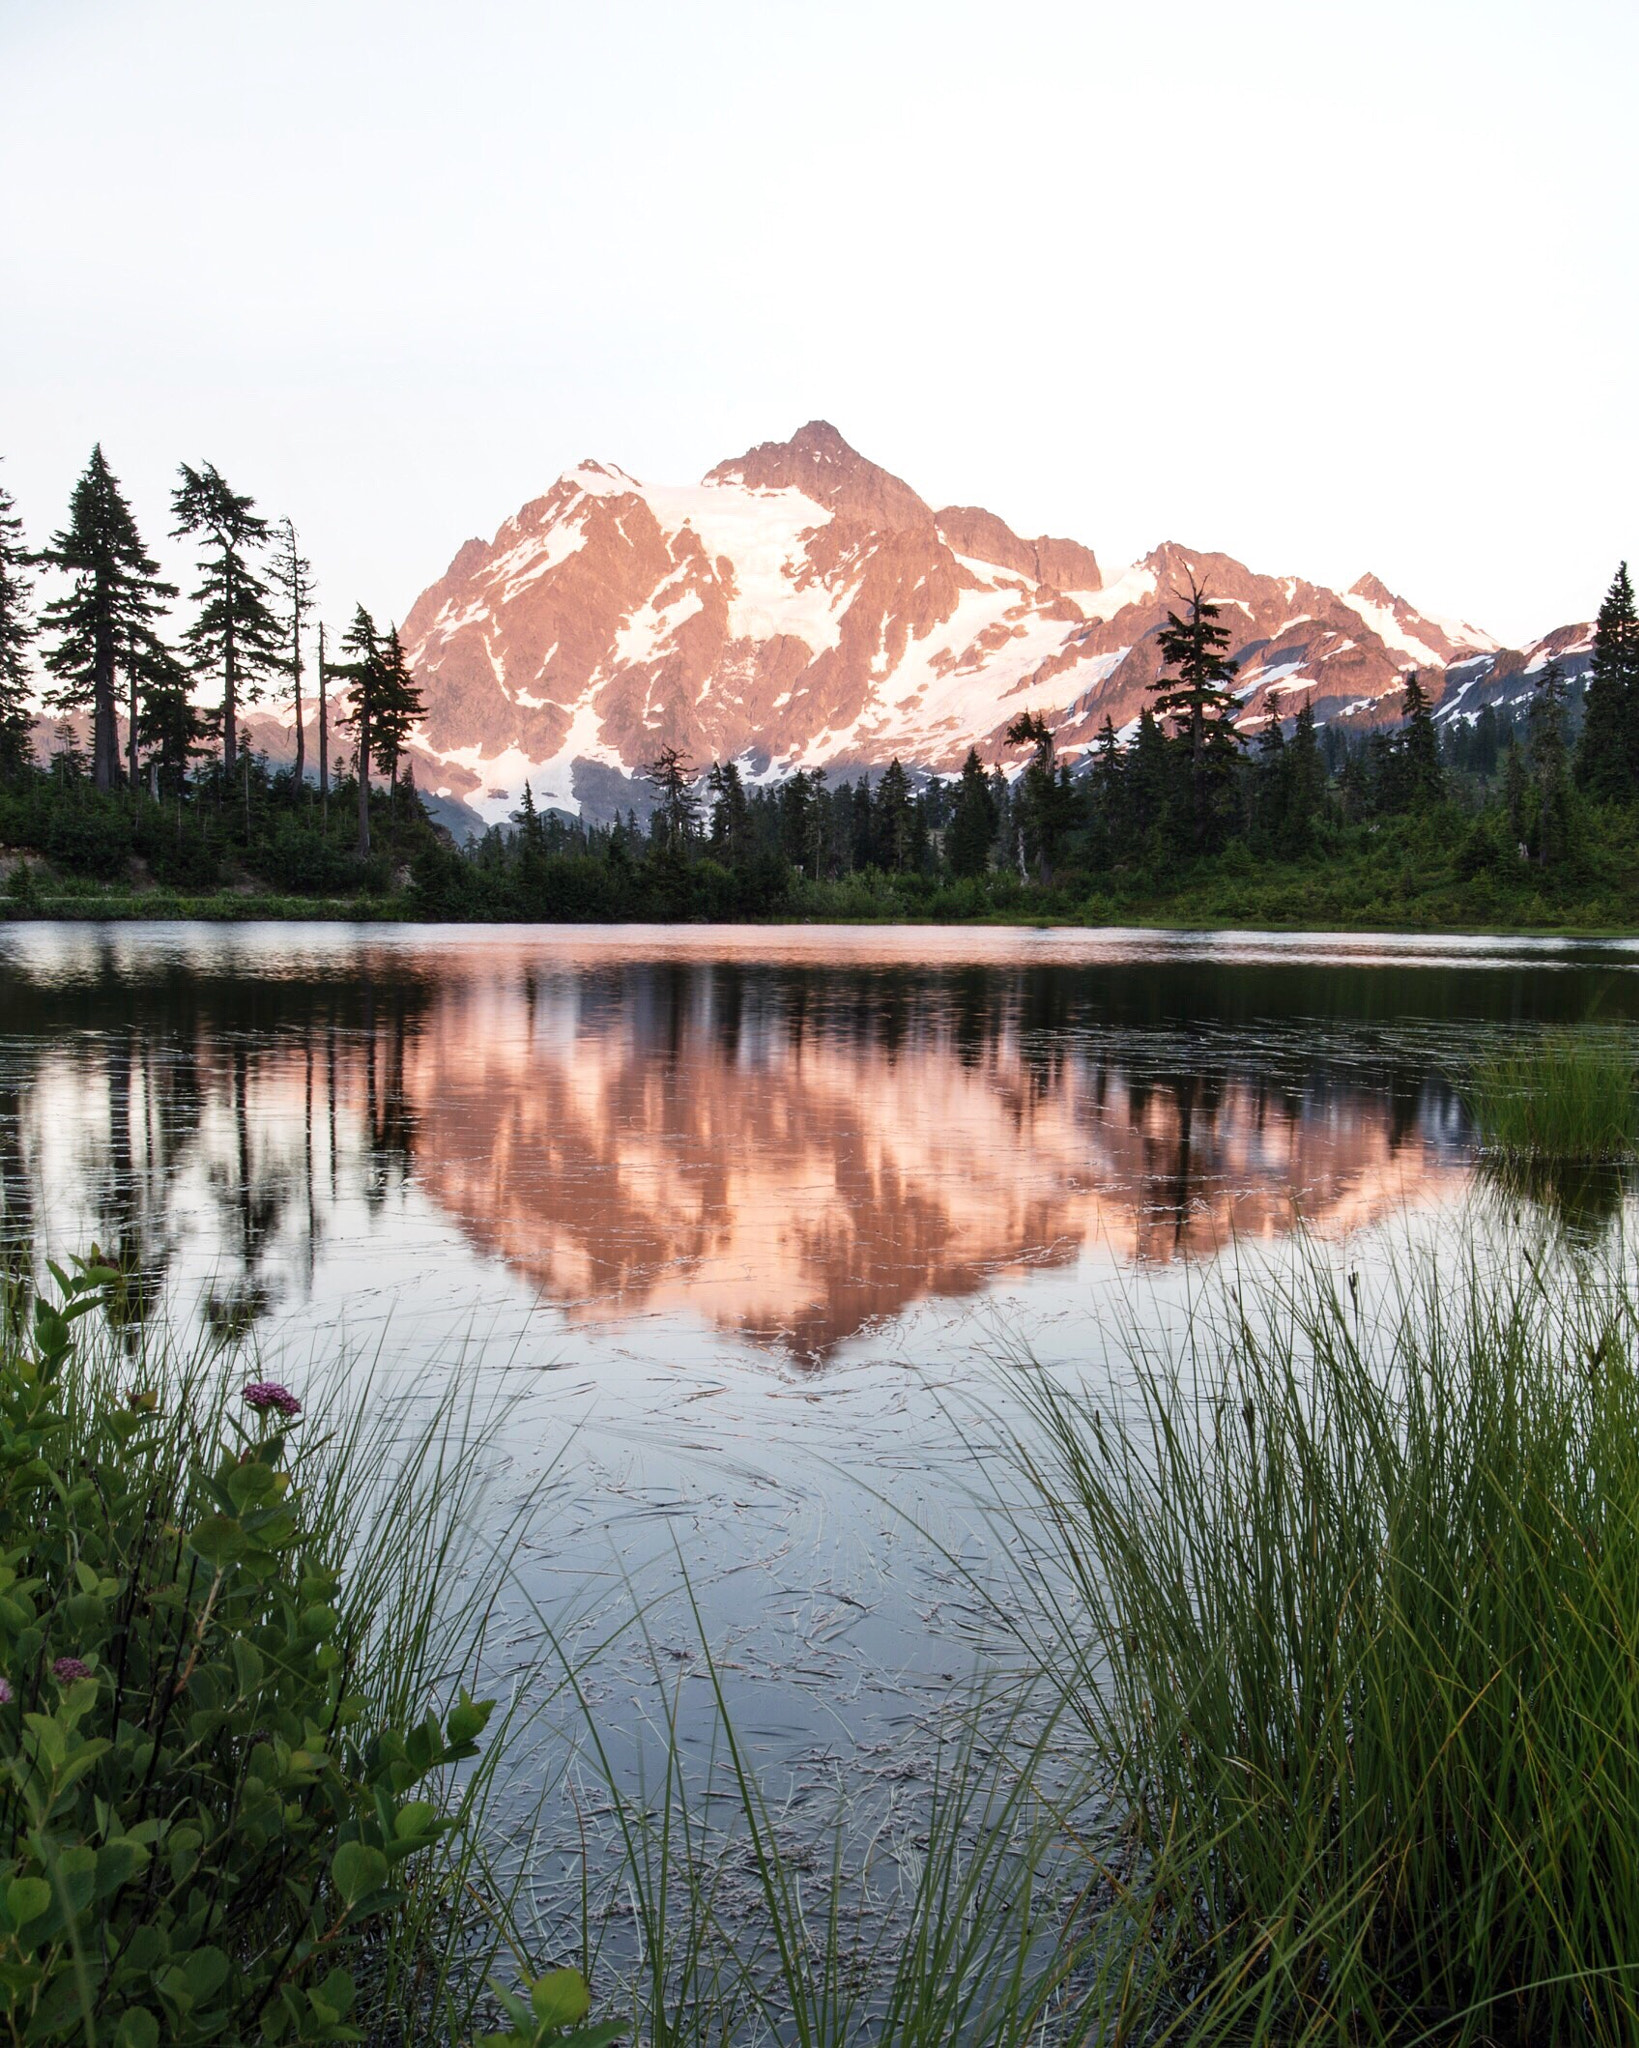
[394,421,1587,827]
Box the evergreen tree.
[1283,697,1325,852]
[1503,740,1529,855]
[41,446,176,793]
[1004,711,1078,882]
[645,744,699,854]
[872,758,917,872]
[947,747,997,877]
[1576,563,1639,802]
[335,605,380,857]
[369,624,424,786]
[1368,727,1404,816]
[1130,708,1171,843]
[171,462,281,777]
[1528,658,1573,867]
[778,768,821,874]
[1150,580,1243,850]
[1250,717,1287,847]
[707,760,752,865]
[510,777,544,892]
[269,517,315,790]
[1085,717,1127,860]
[1398,671,1444,805]
[1471,703,1501,782]
[133,633,205,796]
[0,464,37,780]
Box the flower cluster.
[0,1678,12,1705]
[241,1380,302,1418]
[53,1657,91,1684]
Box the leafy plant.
[0,1254,498,2044]
[476,1966,621,2048]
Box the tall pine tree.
[872,758,917,872]
[368,624,425,788]
[1283,697,1325,852]
[132,632,205,796]
[1150,579,1243,850]
[41,448,176,794]
[1004,710,1077,882]
[269,516,315,791]
[707,759,752,865]
[947,747,997,877]
[335,605,381,858]
[1528,658,1573,867]
[171,462,281,777]
[1398,671,1444,805]
[0,464,36,781]
[1576,563,1639,802]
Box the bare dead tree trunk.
[317,622,329,819]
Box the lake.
[3,921,1637,1941]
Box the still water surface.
[2,922,1636,1927]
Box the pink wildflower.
[52,1658,91,1684]
[241,1380,301,1418]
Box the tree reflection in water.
[0,930,1633,1364]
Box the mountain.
[394,421,1588,829]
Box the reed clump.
[997,1237,1639,2044]
[1463,1028,1639,1162]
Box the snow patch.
[643,479,845,653]
[1073,562,1159,622]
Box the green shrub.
[0,1257,499,2044]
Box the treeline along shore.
[3,449,1639,930]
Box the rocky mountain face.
[394,421,1588,828]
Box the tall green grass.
[989,1236,1639,2044]
[1464,1029,1639,1162]
[532,1577,1096,2048]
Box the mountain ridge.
[368,423,1594,827]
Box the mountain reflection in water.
[5,927,1636,1359]
[408,968,1476,1356]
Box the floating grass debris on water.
[1463,1026,1639,1162]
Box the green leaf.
[230,1637,265,1695]
[531,1968,591,2030]
[115,2010,160,2048]
[96,1837,150,1898]
[184,1945,229,2003]
[394,1799,437,1839]
[5,1876,50,1926]
[315,1966,355,2020]
[331,1841,388,1907]
[187,1514,245,1565]
[446,1691,494,1747]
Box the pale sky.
[2,0,1633,650]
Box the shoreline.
[3,894,1636,941]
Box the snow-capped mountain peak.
[392,424,1564,829]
